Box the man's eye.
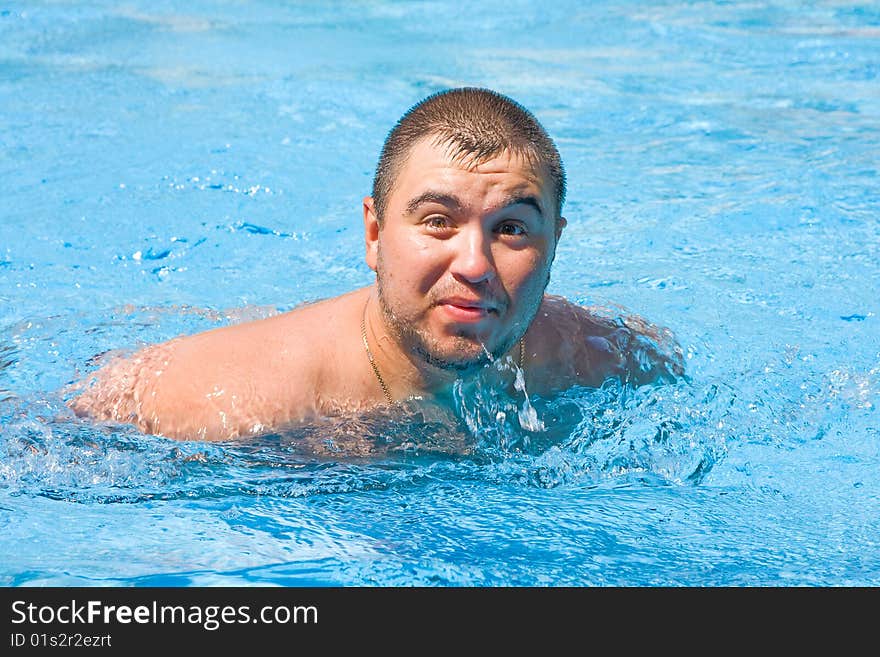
[497,222,526,236]
[425,216,451,229]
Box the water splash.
[514,372,544,432]
[451,343,545,452]
[5,335,866,502]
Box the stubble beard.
[375,254,551,374]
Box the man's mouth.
[436,297,498,323]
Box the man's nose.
[450,228,496,284]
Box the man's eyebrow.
[501,194,544,217]
[403,191,546,218]
[404,192,463,216]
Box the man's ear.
[364,196,380,272]
[555,216,567,242]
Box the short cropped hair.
[371,87,566,222]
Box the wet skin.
[69,139,682,441]
[362,137,565,389]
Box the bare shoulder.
[68,288,369,440]
[530,294,685,390]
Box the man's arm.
[68,337,227,440]
[612,311,685,385]
[67,315,312,441]
[533,295,684,391]
[578,303,685,387]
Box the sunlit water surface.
[1,0,878,586]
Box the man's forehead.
[397,136,550,190]
[408,135,536,169]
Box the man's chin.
[419,350,491,373]
[414,333,519,373]
[414,343,492,373]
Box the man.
[69,87,682,442]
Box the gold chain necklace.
[361,302,393,404]
[361,300,525,405]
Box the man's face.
[364,137,565,372]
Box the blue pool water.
[1,0,878,586]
